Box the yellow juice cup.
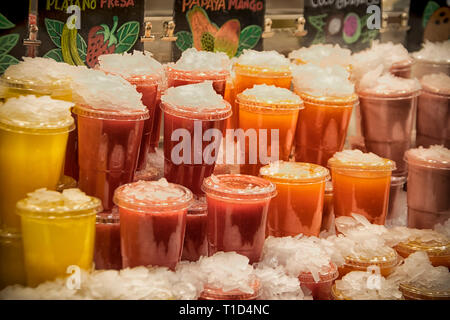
[16,188,102,287]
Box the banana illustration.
[69,28,85,66]
[61,24,86,66]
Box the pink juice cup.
[94,211,122,270]
[181,197,208,262]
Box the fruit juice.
[150,91,163,150]
[161,82,232,195]
[260,161,329,237]
[94,212,122,270]
[395,239,450,268]
[0,231,26,289]
[182,198,208,262]
[416,73,450,148]
[199,278,261,300]
[114,179,192,269]
[237,85,303,176]
[202,174,276,264]
[399,283,450,300]
[328,150,396,225]
[0,95,74,232]
[298,262,339,300]
[404,146,450,229]
[17,188,101,287]
[321,181,334,232]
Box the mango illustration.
[214,19,240,58]
[187,6,218,50]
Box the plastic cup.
[161,97,232,196]
[400,283,450,300]
[337,249,400,278]
[389,59,413,79]
[94,211,122,270]
[17,190,101,287]
[224,76,238,129]
[394,239,450,268]
[260,161,329,237]
[198,277,261,300]
[358,90,420,176]
[202,174,276,264]
[416,80,450,148]
[328,154,396,225]
[74,104,148,211]
[321,181,334,233]
[386,175,407,225]
[0,104,74,232]
[411,58,450,79]
[181,198,208,262]
[114,180,193,269]
[404,148,450,229]
[293,92,358,167]
[237,92,303,176]
[0,231,26,289]
[0,77,72,101]
[298,262,339,300]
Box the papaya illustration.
[201,32,215,51]
[186,6,218,50]
[214,19,240,58]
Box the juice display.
[298,262,339,300]
[0,95,74,232]
[94,211,122,270]
[72,68,149,211]
[416,73,450,148]
[114,179,193,269]
[182,198,208,262]
[202,174,276,264]
[404,145,450,229]
[357,71,421,176]
[260,161,329,237]
[292,64,357,167]
[237,85,303,176]
[98,51,163,169]
[0,231,26,289]
[411,40,450,79]
[17,188,101,287]
[328,150,396,225]
[288,44,352,71]
[161,82,232,195]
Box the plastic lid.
[113,179,193,212]
[400,283,450,300]
[96,211,120,224]
[395,238,450,258]
[298,262,339,283]
[404,145,450,170]
[201,174,277,202]
[344,248,399,269]
[73,103,149,121]
[328,150,396,172]
[187,197,207,215]
[200,277,261,300]
[237,84,304,111]
[260,161,330,184]
[295,91,358,107]
[420,73,450,96]
[390,175,407,187]
[233,62,292,77]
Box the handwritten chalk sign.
[172,0,266,60]
[303,0,381,52]
[38,0,144,67]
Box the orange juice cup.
[394,237,450,268]
[328,150,396,225]
[260,161,329,237]
[400,283,450,300]
[321,181,334,232]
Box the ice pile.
[241,84,302,104]
[71,68,145,112]
[358,65,421,94]
[383,225,449,248]
[173,48,230,71]
[289,44,352,68]
[161,81,227,111]
[116,179,190,203]
[0,95,74,129]
[405,145,450,166]
[236,50,291,68]
[292,64,354,97]
[434,218,450,238]
[412,40,450,63]
[98,50,163,78]
[330,149,388,166]
[420,73,450,94]
[260,161,329,181]
[3,57,77,85]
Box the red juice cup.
[202,174,277,264]
[182,198,208,262]
[114,179,193,269]
[94,211,122,270]
[299,262,339,300]
[161,82,232,195]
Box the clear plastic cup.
[202,174,276,264]
[0,230,26,289]
[394,238,450,268]
[181,197,208,262]
[389,59,413,79]
[94,211,122,270]
[321,181,334,233]
[400,283,450,300]
[298,262,339,300]
[293,92,358,167]
[114,179,193,269]
[198,277,261,300]
[260,161,329,237]
[0,77,72,101]
[411,58,450,79]
[386,175,407,225]
[337,249,401,278]
[74,104,149,211]
[17,189,101,287]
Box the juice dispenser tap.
[294,15,307,37]
[161,20,177,41]
[262,18,274,38]
[141,17,156,42]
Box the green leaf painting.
[77,33,87,62]
[0,34,19,55]
[0,13,15,29]
[43,48,64,62]
[423,1,440,28]
[115,21,139,53]
[45,18,64,48]
[175,31,193,51]
[237,25,262,56]
[0,54,19,74]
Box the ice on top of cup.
[240,84,302,105]
[97,50,163,78]
[412,40,450,63]
[288,44,352,68]
[292,63,354,97]
[172,48,230,71]
[260,161,329,182]
[405,145,450,169]
[434,218,450,238]
[0,95,74,129]
[328,149,395,170]
[420,73,450,95]
[16,188,102,214]
[236,49,291,69]
[71,68,146,113]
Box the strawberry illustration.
[86,16,119,68]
